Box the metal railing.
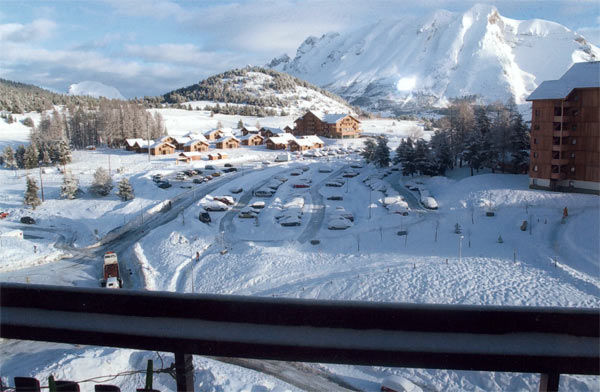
[1,283,598,391]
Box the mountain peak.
[68,81,124,100]
[269,7,599,113]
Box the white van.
[275,153,291,162]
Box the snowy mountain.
[162,66,360,117]
[68,81,124,100]
[269,4,600,112]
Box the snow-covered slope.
[68,81,124,100]
[269,4,599,112]
[163,67,358,117]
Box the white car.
[328,217,352,230]
[319,167,333,173]
[280,215,302,226]
[251,201,265,209]
[203,200,229,211]
[254,189,274,197]
[239,209,258,219]
[421,196,438,210]
[333,206,354,222]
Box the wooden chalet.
[183,139,209,152]
[240,134,264,146]
[289,135,324,152]
[207,153,220,161]
[133,140,150,153]
[293,111,361,139]
[172,136,192,150]
[265,134,296,150]
[241,126,260,136]
[218,152,228,159]
[300,135,324,149]
[149,141,176,156]
[125,138,145,151]
[215,136,240,149]
[160,135,178,146]
[260,126,287,138]
[177,152,203,164]
[204,129,224,141]
[283,125,294,133]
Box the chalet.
[241,126,260,136]
[215,136,240,149]
[293,111,361,139]
[283,125,294,133]
[265,134,296,150]
[526,61,600,194]
[177,152,203,164]
[288,139,313,152]
[300,135,324,149]
[183,139,209,152]
[207,153,220,161]
[204,129,224,141]
[173,136,192,150]
[218,152,228,159]
[125,138,145,151]
[149,141,176,156]
[133,140,150,153]
[260,126,287,138]
[160,135,178,146]
[240,134,264,146]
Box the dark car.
[199,212,211,224]
[157,181,172,189]
[224,163,233,168]
[184,170,196,176]
[20,216,35,224]
[205,165,216,170]
[193,178,203,184]
[327,195,343,200]
[223,167,237,173]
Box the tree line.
[362,100,529,176]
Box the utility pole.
[108,152,111,175]
[146,117,151,162]
[459,235,464,263]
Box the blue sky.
[1,0,598,98]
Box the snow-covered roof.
[239,134,263,141]
[204,129,223,136]
[215,135,240,143]
[150,141,175,149]
[291,139,314,147]
[300,135,323,145]
[179,152,203,157]
[242,126,260,133]
[173,136,192,144]
[133,140,150,147]
[527,61,600,100]
[267,134,296,144]
[125,138,144,146]
[261,126,286,135]
[184,138,208,146]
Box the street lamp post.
[459,235,464,263]
[38,163,45,202]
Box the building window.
[533,124,540,130]
[533,152,538,158]
[554,107,562,116]
[572,138,577,145]
[534,138,538,144]
[572,124,577,131]
[534,109,540,117]
[570,152,575,158]
[534,165,538,172]
[571,167,575,173]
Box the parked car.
[350,163,363,169]
[318,167,333,173]
[0,212,8,219]
[230,187,243,194]
[20,216,35,224]
[327,195,343,201]
[193,178,203,184]
[239,209,258,219]
[251,201,265,209]
[152,174,163,182]
[328,217,352,230]
[290,170,302,176]
[224,163,233,167]
[213,196,235,206]
[203,201,228,211]
[421,196,438,210]
[255,189,274,197]
[326,181,344,187]
[223,167,237,173]
[205,165,216,170]
[280,215,301,226]
[184,170,196,176]
[211,172,222,177]
[198,212,211,223]
[380,375,423,392]
[333,206,354,222]
[293,183,310,188]
[157,181,172,189]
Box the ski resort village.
[0,2,599,392]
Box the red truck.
[101,251,122,289]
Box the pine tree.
[463,131,482,176]
[414,139,436,175]
[57,141,72,167]
[216,120,223,129]
[430,131,453,175]
[237,119,244,129]
[15,144,26,169]
[24,144,39,169]
[90,167,113,196]
[42,149,52,166]
[510,110,530,173]
[24,176,41,209]
[117,177,134,201]
[374,136,391,168]
[2,146,16,169]
[60,171,79,199]
[361,138,377,163]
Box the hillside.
[162,66,361,117]
[269,4,599,113]
[0,78,105,114]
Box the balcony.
[551,172,567,180]
[1,283,599,392]
[552,144,565,152]
[551,159,570,166]
[553,116,571,123]
[553,130,570,138]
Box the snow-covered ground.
[0,109,598,391]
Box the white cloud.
[124,43,240,66]
[0,19,56,42]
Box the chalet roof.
[149,141,175,149]
[179,152,203,157]
[241,126,260,133]
[261,126,286,135]
[300,135,324,145]
[125,138,145,147]
[527,61,600,101]
[133,140,150,147]
[184,138,209,146]
[290,138,314,147]
[215,135,240,143]
[239,134,264,141]
[160,135,176,142]
[204,129,223,136]
[267,134,296,145]
[173,136,192,144]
